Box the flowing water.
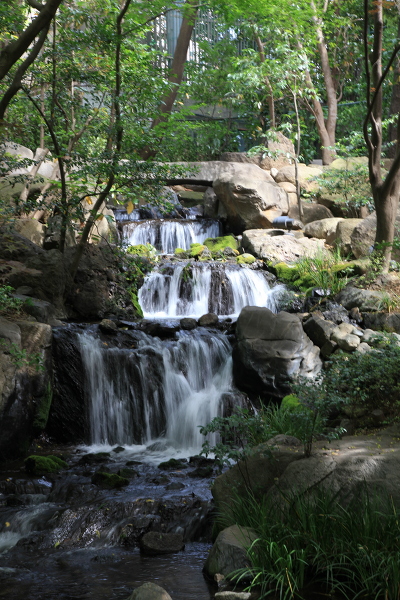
[139,262,285,319]
[79,328,233,452]
[122,219,222,254]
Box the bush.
[323,336,400,418]
[0,285,24,315]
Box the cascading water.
[79,328,233,453]
[138,262,285,319]
[121,219,222,254]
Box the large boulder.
[13,218,46,247]
[232,306,322,399]
[242,229,325,263]
[213,163,289,233]
[335,219,363,256]
[204,525,258,578]
[349,210,400,259]
[288,201,334,224]
[274,164,322,193]
[335,286,386,311]
[304,218,344,244]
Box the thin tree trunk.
[254,33,275,128]
[140,0,198,160]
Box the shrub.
[0,285,24,316]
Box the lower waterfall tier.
[138,262,285,319]
[51,326,238,453]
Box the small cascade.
[122,219,222,254]
[78,328,232,451]
[139,263,285,319]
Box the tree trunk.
[387,19,400,158]
[139,0,198,160]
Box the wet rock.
[79,452,111,465]
[204,524,257,578]
[112,446,125,453]
[198,313,219,327]
[139,531,185,555]
[180,317,197,330]
[91,471,129,489]
[99,319,118,333]
[188,465,214,478]
[215,593,251,600]
[322,302,350,324]
[158,458,188,470]
[118,468,139,478]
[126,582,172,600]
[165,481,185,491]
[24,455,68,475]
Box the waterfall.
[122,219,222,254]
[138,263,285,319]
[79,329,232,452]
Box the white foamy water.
[122,219,221,254]
[138,263,285,319]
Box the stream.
[0,205,287,599]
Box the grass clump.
[25,455,68,474]
[224,487,400,600]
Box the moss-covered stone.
[237,253,256,265]
[272,262,299,282]
[25,454,68,474]
[126,244,157,258]
[204,235,239,253]
[117,467,139,478]
[189,243,206,258]
[158,458,188,470]
[91,471,129,488]
[174,248,187,256]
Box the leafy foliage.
[0,285,24,316]
[223,487,400,600]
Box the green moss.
[91,471,129,488]
[117,467,139,478]
[126,243,156,258]
[33,382,53,433]
[204,235,239,253]
[158,458,188,470]
[273,262,299,282]
[189,243,206,258]
[237,253,256,265]
[174,248,187,255]
[25,455,68,474]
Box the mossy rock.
[25,455,68,475]
[117,467,139,478]
[158,458,188,470]
[174,248,188,257]
[91,471,129,488]
[272,262,299,282]
[204,235,239,253]
[189,243,206,258]
[237,253,256,265]
[126,243,157,258]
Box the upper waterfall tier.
[138,262,285,319]
[122,219,222,254]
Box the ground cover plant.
[222,487,400,600]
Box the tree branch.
[0,0,63,81]
[26,0,44,10]
[0,23,50,119]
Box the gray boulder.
[304,217,344,244]
[275,164,322,193]
[232,306,322,398]
[289,201,334,224]
[213,163,289,233]
[335,286,386,311]
[242,229,325,263]
[350,209,400,259]
[303,315,337,348]
[139,532,184,555]
[204,525,257,578]
[335,219,363,256]
[126,582,172,600]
